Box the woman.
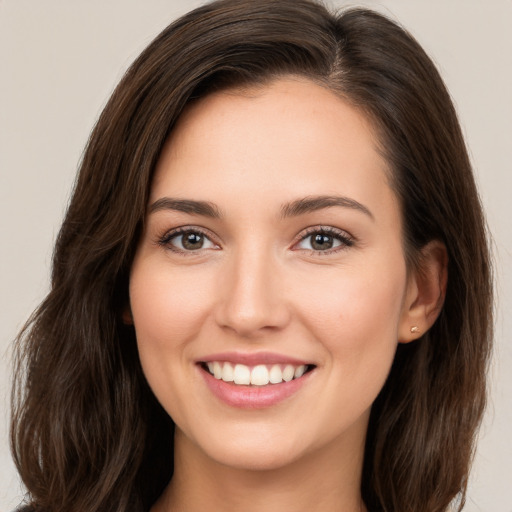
[10,1,493,511]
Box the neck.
[152,426,368,512]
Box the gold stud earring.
[410,326,420,333]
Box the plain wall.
[1,1,510,510]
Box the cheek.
[295,257,407,368]
[293,259,407,435]
[128,260,217,405]
[130,262,212,346]
[128,260,220,424]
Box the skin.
[128,77,446,512]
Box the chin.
[181,422,312,472]
[207,442,304,472]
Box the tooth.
[213,361,223,379]
[269,365,283,384]
[251,365,270,386]
[207,362,214,374]
[233,364,251,385]
[221,362,234,382]
[294,365,306,378]
[282,365,295,382]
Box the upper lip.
[197,351,313,366]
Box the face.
[129,77,415,472]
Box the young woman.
[11,1,493,511]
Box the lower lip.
[199,366,314,409]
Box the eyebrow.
[148,194,373,220]
[280,195,374,220]
[149,197,222,218]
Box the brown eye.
[295,228,354,253]
[161,229,217,252]
[181,232,205,250]
[310,233,334,250]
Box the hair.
[11,1,493,511]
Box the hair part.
[11,1,493,511]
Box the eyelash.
[156,225,354,256]
[157,226,219,255]
[293,226,354,255]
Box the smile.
[198,356,316,409]
[203,361,312,386]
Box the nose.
[214,246,291,338]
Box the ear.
[398,240,448,343]
[122,304,134,325]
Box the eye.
[158,228,218,253]
[294,227,354,253]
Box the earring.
[410,326,420,333]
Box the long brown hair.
[11,1,493,511]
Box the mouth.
[199,361,316,387]
[196,352,317,408]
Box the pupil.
[183,232,203,250]
[312,233,333,250]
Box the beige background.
[1,1,510,510]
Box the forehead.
[150,77,395,222]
